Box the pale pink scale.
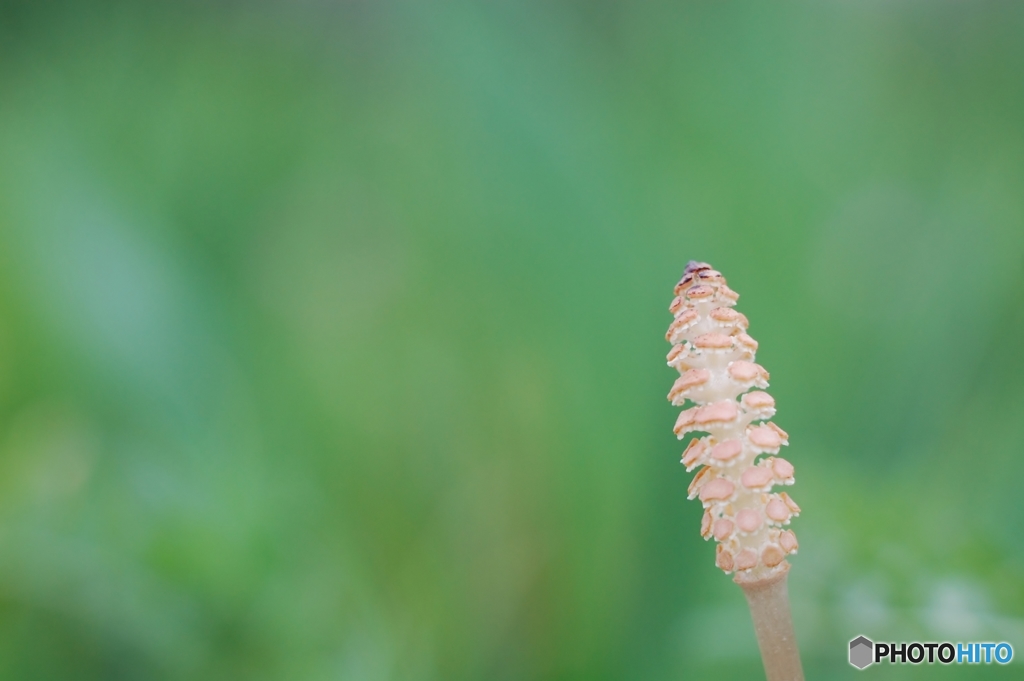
[742,391,775,410]
[696,400,738,425]
[700,510,713,538]
[735,548,758,571]
[713,518,734,541]
[762,545,786,568]
[693,333,734,350]
[735,509,762,533]
[711,439,743,462]
[681,439,708,468]
[741,466,774,489]
[766,498,791,522]
[716,544,735,572]
[772,457,795,479]
[748,424,782,449]
[698,478,735,502]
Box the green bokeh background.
[1,2,1023,679]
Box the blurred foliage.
[1,1,1023,679]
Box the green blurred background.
[1,1,1023,679]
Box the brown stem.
[736,565,804,681]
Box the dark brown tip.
[674,261,715,295]
[685,260,713,276]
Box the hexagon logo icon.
[850,636,874,669]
